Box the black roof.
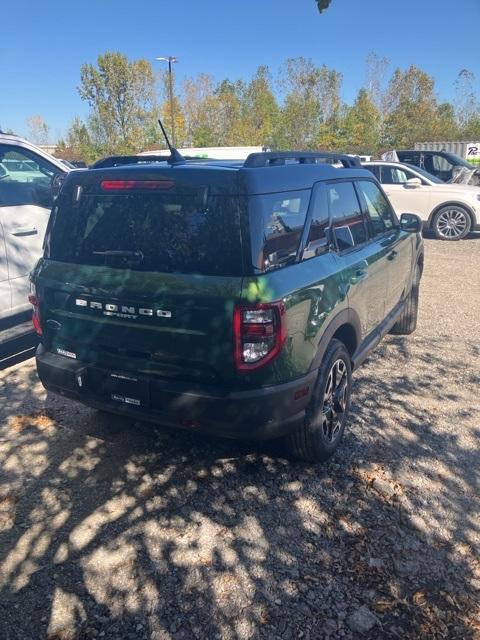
[70,151,372,195]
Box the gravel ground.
[0,236,479,640]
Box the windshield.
[404,163,443,184]
[48,187,245,276]
[443,152,473,169]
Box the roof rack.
[243,151,361,168]
[90,155,216,169]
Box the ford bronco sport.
[31,151,424,461]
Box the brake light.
[233,302,286,372]
[28,287,42,336]
[100,180,175,191]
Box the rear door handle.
[11,227,38,236]
[350,268,368,285]
[388,250,398,261]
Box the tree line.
[29,52,480,163]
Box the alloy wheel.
[321,358,348,442]
[436,208,468,239]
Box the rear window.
[48,185,245,276]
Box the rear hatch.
[36,167,246,385]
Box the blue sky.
[2,0,479,141]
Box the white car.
[0,133,69,321]
[363,161,480,240]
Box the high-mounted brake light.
[28,286,42,336]
[100,180,175,191]
[233,302,286,372]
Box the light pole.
[155,56,178,147]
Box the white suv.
[0,133,68,320]
[363,161,480,240]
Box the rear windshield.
[48,186,245,276]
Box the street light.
[155,56,178,147]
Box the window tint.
[356,180,396,236]
[364,164,380,180]
[49,187,245,276]
[327,181,367,251]
[249,190,310,271]
[380,165,411,184]
[0,145,58,209]
[397,152,420,166]
[303,186,329,260]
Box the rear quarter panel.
[239,253,347,386]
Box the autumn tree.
[275,57,342,149]
[78,52,156,154]
[338,89,381,153]
[26,115,50,145]
[382,65,441,147]
[242,66,279,145]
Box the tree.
[338,89,381,153]
[242,66,279,146]
[56,116,97,163]
[275,58,343,149]
[454,69,480,139]
[78,52,156,154]
[26,115,50,145]
[382,65,440,147]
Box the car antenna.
[158,118,185,165]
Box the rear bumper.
[36,346,316,440]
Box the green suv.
[31,151,424,461]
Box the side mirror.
[400,213,422,233]
[51,173,66,200]
[405,177,422,188]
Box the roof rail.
[243,151,361,169]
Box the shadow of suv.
[31,151,424,461]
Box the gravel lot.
[0,236,479,640]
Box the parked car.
[0,132,69,321]
[393,149,479,184]
[31,151,423,462]
[363,161,480,240]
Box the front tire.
[390,264,420,335]
[285,339,352,462]
[432,206,471,241]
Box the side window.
[0,145,58,209]
[327,181,367,251]
[303,185,329,260]
[398,152,420,166]
[251,190,310,271]
[364,165,380,180]
[380,165,409,184]
[356,180,396,236]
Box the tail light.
[101,180,175,191]
[28,285,42,336]
[233,302,286,372]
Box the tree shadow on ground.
[0,332,478,640]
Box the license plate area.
[102,371,149,407]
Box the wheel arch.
[311,309,362,372]
[427,201,477,229]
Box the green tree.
[382,65,440,147]
[275,58,343,149]
[242,66,279,146]
[338,89,381,153]
[57,116,98,163]
[78,52,156,154]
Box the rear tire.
[390,265,420,335]
[285,339,352,462]
[432,205,471,241]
